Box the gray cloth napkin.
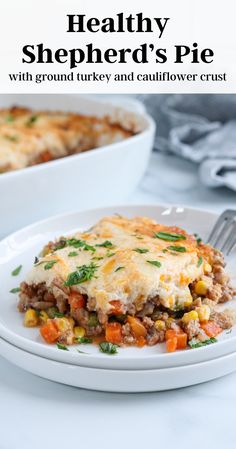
[140,94,236,191]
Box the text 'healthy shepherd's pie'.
[16,215,236,354]
[0,107,135,173]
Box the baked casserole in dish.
[0,95,155,238]
[0,106,134,173]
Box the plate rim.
[1,336,236,392]
[0,203,235,370]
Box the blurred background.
[126,94,236,212]
[1,93,236,238]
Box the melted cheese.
[0,107,132,173]
[25,215,205,313]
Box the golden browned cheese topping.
[0,107,133,173]
[25,215,209,313]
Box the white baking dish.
[0,95,155,238]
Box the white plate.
[0,205,236,371]
[1,336,236,392]
[0,95,155,238]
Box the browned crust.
[0,106,135,173]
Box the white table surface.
[1,152,236,449]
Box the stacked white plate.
[0,205,236,392]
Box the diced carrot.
[40,320,59,343]
[127,316,147,338]
[165,329,187,350]
[68,292,85,309]
[166,337,178,353]
[109,300,123,315]
[39,150,53,163]
[201,320,222,338]
[105,322,122,344]
[176,333,187,349]
[136,336,146,347]
[165,329,177,340]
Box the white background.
[0,0,236,93]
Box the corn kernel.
[24,309,39,327]
[38,310,49,324]
[167,296,175,308]
[184,297,193,307]
[155,320,165,331]
[166,317,174,328]
[204,263,212,273]
[55,317,72,332]
[196,305,211,322]
[74,326,85,338]
[195,280,208,296]
[182,310,199,324]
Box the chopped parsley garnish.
[5,115,14,123]
[188,337,217,349]
[115,266,124,272]
[54,312,65,318]
[67,238,95,252]
[133,248,149,254]
[106,251,115,258]
[56,342,69,351]
[66,238,85,248]
[167,246,186,253]
[197,256,203,267]
[10,287,20,294]
[64,262,98,286]
[4,135,18,142]
[83,243,96,252]
[44,260,57,270]
[95,240,113,248]
[146,260,162,268]
[154,231,186,242]
[77,336,93,344]
[26,115,38,126]
[11,265,22,276]
[194,233,202,245]
[99,342,118,355]
[68,251,78,257]
[92,256,104,261]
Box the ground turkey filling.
[18,245,236,349]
